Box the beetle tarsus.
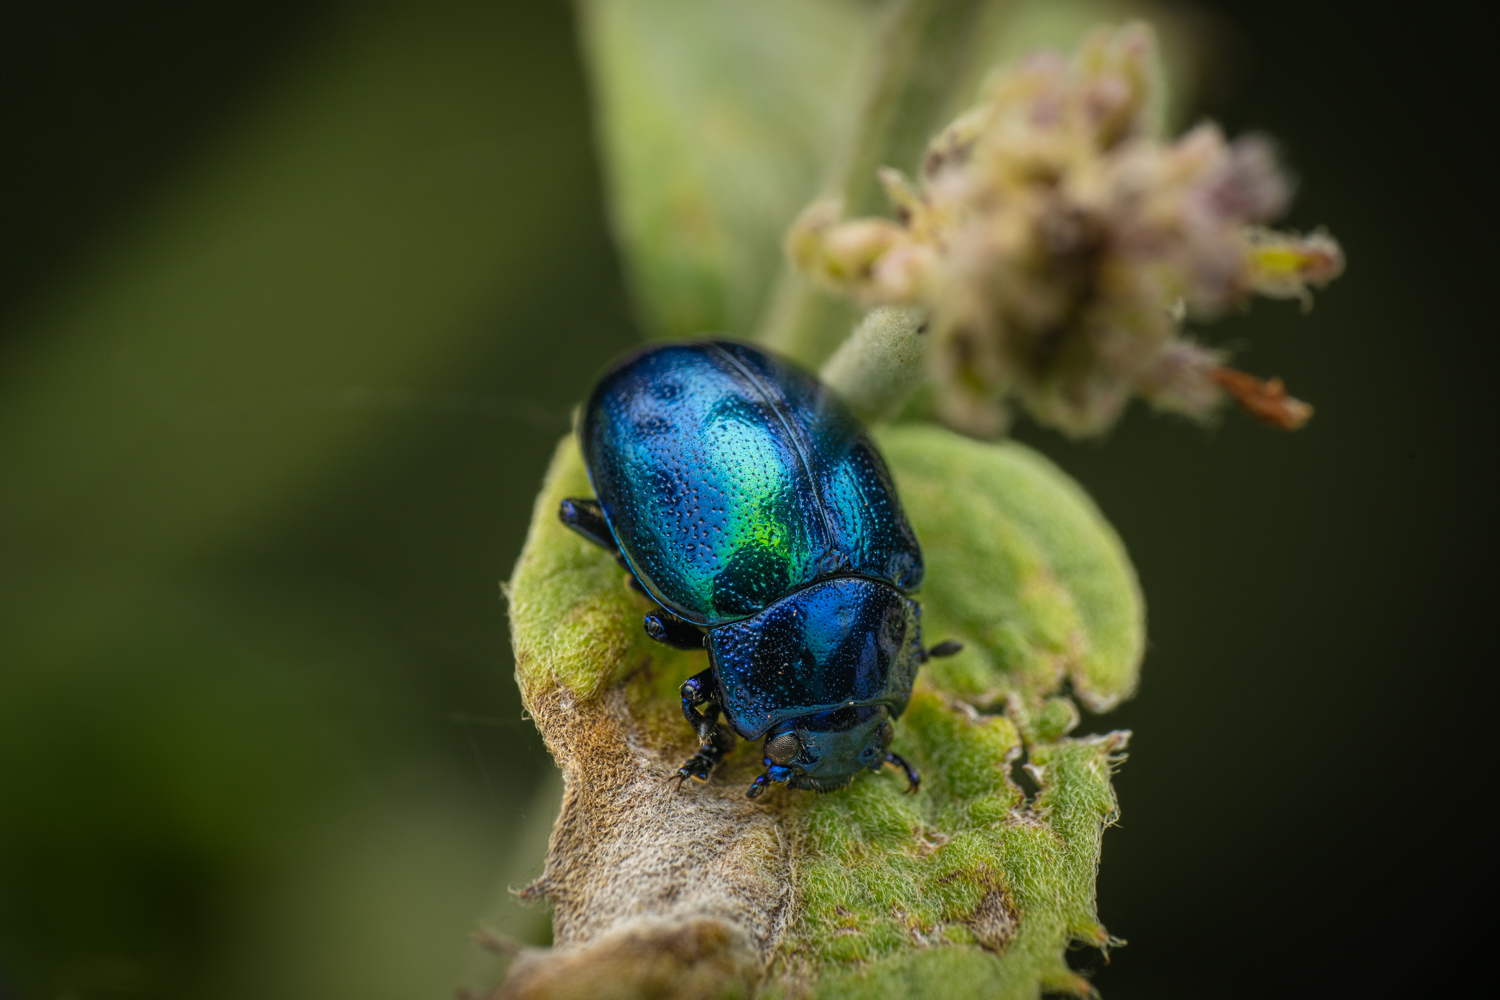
[674,728,734,786]
[674,747,721,785]
[886,751,920,793]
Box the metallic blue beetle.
[559,341,959,798]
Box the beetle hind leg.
[673,669,735,787]
[558,497,613,550]
[560,497,648,592]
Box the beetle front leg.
[885,751,921,793]
[673,669,735,786]
[746,764,793,799]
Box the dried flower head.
[789,23,1344,437]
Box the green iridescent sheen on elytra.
[580,341,923,626]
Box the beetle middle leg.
[644,610,704,649]
[673,668,735,786]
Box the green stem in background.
[757,0,1001,367]
[818,305,928,423]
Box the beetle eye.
[880,721,895,749]
[764,732,801,766]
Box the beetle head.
[752,705,896,794]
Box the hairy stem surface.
[758,0,1002,365]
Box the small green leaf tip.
[577,0,872,341]
[500,426,1142,1000]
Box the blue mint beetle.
[559,341,961,798]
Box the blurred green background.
[0,1,1488,998]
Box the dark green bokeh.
[1036,3,1491,995]
[1,2,632,997]
[0,2,1488,999]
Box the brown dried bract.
[1210,366,1314,430]
[492,684,791,1000]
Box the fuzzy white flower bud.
[788,23,1344,437]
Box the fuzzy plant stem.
[818,305,928,423]
[758,0,999,367]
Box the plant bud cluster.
[790,24,1344,436]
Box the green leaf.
[508,434,690,701]
[504,423,1143,998]
[577,0,877,339]
[879,425,1144,715]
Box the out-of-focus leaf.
[958,0,1212,128]
[0,3,619,997]
[577,0,877,340]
